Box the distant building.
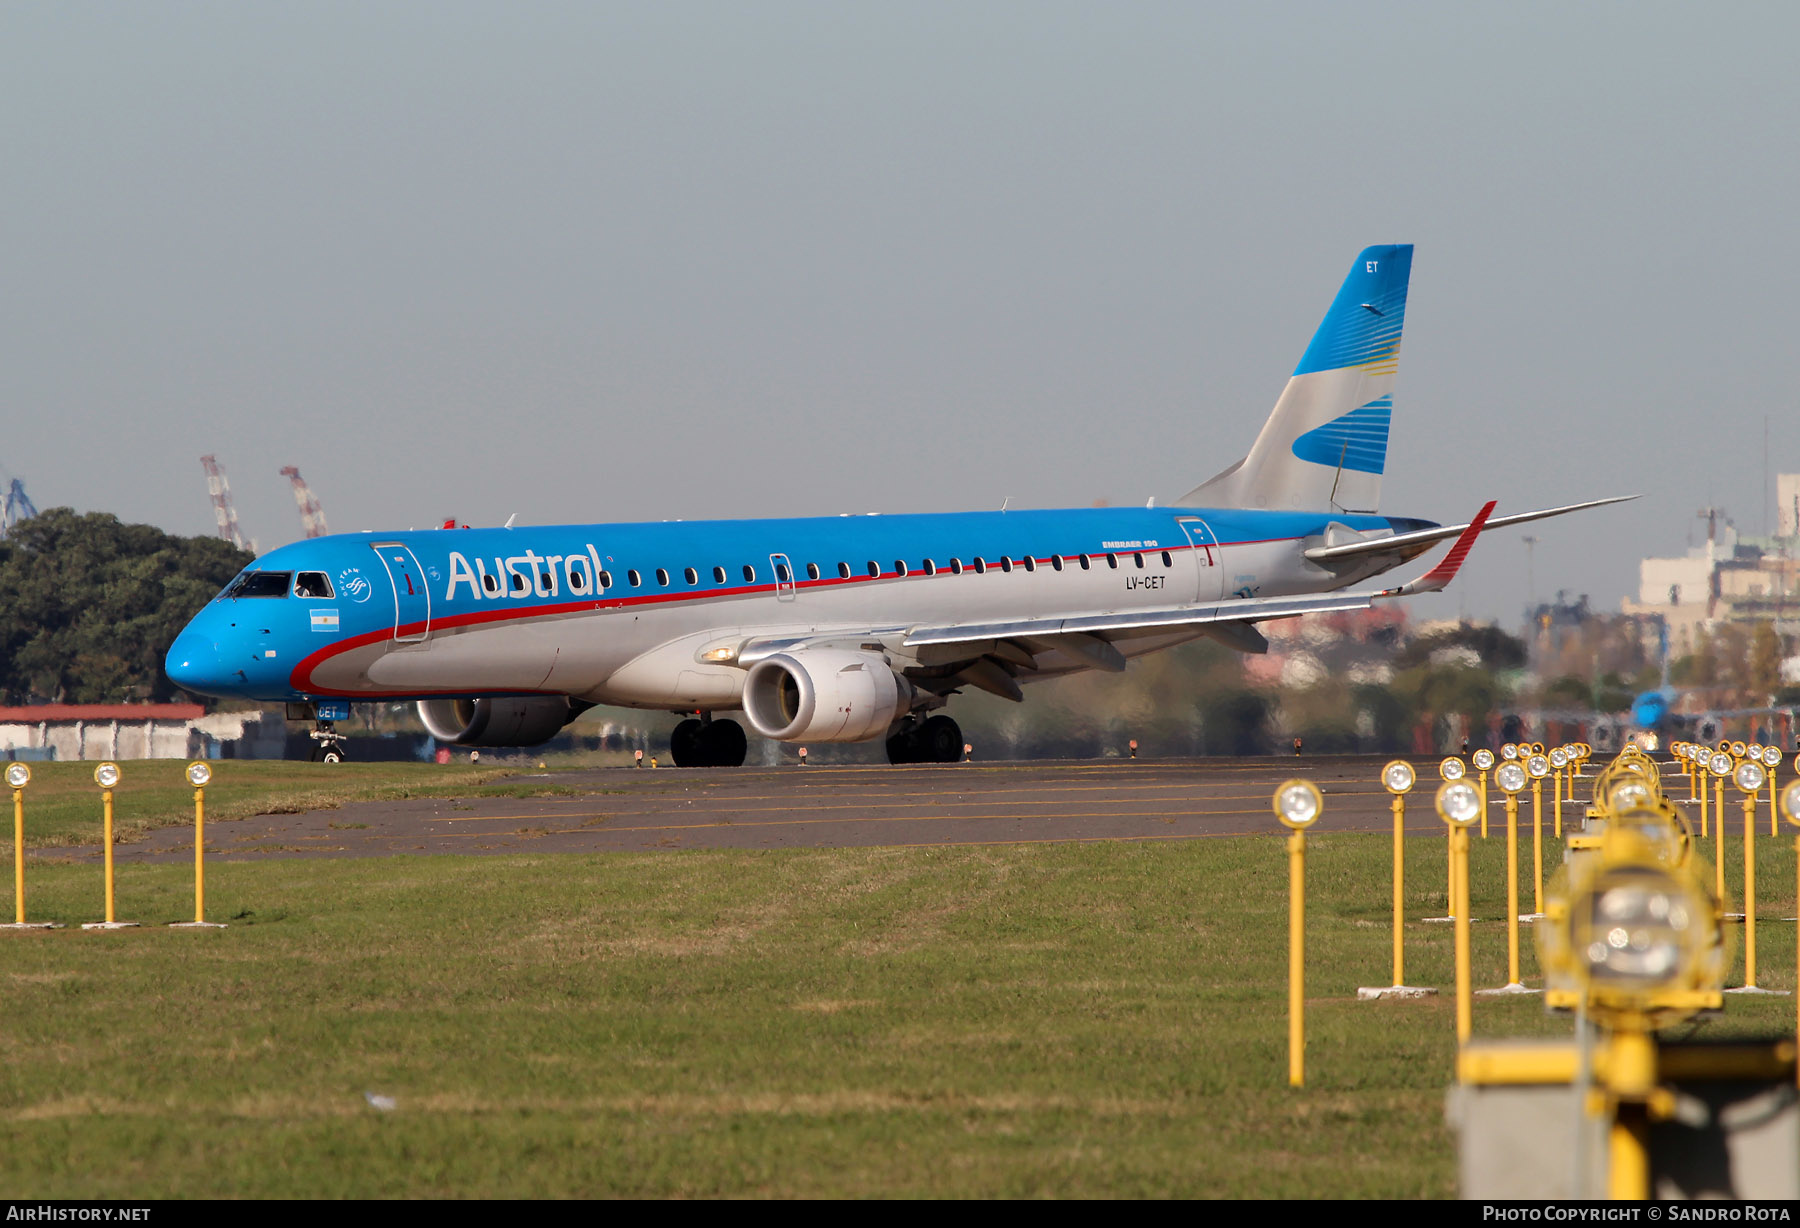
[0,704,285,761]
[1621,494,1800,653]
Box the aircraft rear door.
[372,543,432,643]
[1176,518,1225,603]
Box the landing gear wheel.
[699,718,747,767]
[670,719,704,767]
[917,715,962,763]
[886,726,917,765]
[314,742,346,764]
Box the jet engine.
[418,696,590,747]
[742,649,912,743]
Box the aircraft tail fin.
[1179,244,1413,512]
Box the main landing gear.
[670,716,748,768]
[886,714,963,764]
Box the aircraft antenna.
[200,454,254,554]
[280,466,330,538]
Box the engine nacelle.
[418,696,588,747]
[742,650,910,744]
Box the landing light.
[1473,749,1495,771]
[1734,761,1766,794]
[186,762,213,788]
[1497,762,1528,794]
[1382,761,1416,795]
[1526,754,1549,779]
[1436,780,1481,827]
[1762,746,1782,768]
[700,645,739,664]
[94,763,121,790]
[5,763,29,789]
[1782,779,1800,826]
[1439,757,1466,782]
[1709,752,1733,777]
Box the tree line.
[0,509,251,705]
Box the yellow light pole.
[1359,762,1434,1000]
[81,762,137,931]
[1482,761,1533,995]
[1724,759,1783,996]
[170,762,226,930]
[1274,779,1323,1087]
[1525,753,1550,918]
[1473,748,1495,839]
[1436,779,1483,1043]
[1694,745,1710,838]
[1763,745,1782,838]
[1709,750,1732,909]
[1550,747,1570,838]
[2,763,58,931]
[1779,778,1800,1083]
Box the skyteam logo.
[336,568,373,604]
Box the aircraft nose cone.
[165,630,228,695]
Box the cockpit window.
[222,570,293,599]
[293,572,334,599]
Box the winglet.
[1379,500,1496,597]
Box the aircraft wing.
[905,501,1495,651]
[1302,495,1636,564]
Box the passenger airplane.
[165,245,1627,764]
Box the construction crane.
[280,466,330,539]
[199,454,254,553]
[0,477,38,539]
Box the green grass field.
[1,822,1793,1197]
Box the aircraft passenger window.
[599,570,612,588]
[806,563,821,581]
[867,561,880,578]
[775,562,791,582]
[223,571,293,599]
[1000,557,1013,574]
[1050,556,1064,572]
[1022,556,1035,573]
[713,566,727,584]
[512,572,528,593]
[570,571,586,592]
[628,570,641,587]
[837,562,851,579]
[684,567,698,585]
[541,571,556,592]
[1106,554,1118,569]
[972,557,986,574]
[483,573,500,594]
[922,559,936,575]
[1078,555,1091,570]
[293,572,334,599]
[949,559,963,575]
[656,568,669,586]
[742,564,756,583]
[1162,551,1172,568]
[1134,552,1144,569]
[894,561,907,577]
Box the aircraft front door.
[372,543,432,643]
[1177,518,1225,603]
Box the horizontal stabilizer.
[1303,495,1637,563]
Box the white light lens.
[1439,757,1466,781]
[1763,746,1781,767]
[1497,762,1527,793]
[94,763,121,789]
[1527,754,1549,779]
[1383,761,1415,794]
[1782,779,1800,824]
[1473,749,1495,771]
[4,763,29,789]
[186,762,212,788]
[1550,748,1568,768]
[1579,873,1692,990]
[1735,761,1766,793]
[1710,753,1733,776]
[1749,744,1764,760]
[1438,780,1481,825]
[1277,784,1320,826]
[1731,741,1747,758]
[1607,780,1653,813]
[1501,744,1520,760]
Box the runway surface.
[71,754,1604,863]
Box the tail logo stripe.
[1289,398,1392,475]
